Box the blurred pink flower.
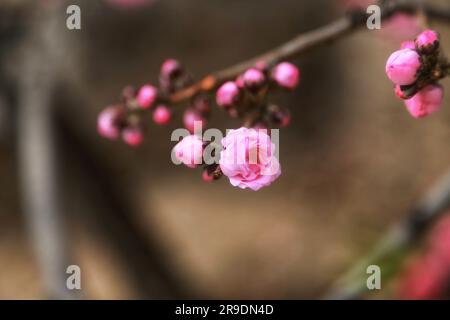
[404,84,444,118]
[381,13,422,43]
[398,214,450,299]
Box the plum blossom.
[219,127,281,191]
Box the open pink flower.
[173,135,203,168]
[385,49,421,86]
[404,84,444,118]
[219,127,281,191]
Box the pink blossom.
[97,106,123,139]
[216,81,240,107]
[242,68,265,90]
[219,127,281,191]
[397,254,448,300]
[415,29,439,53]
[404,85,444,118]
[122,127,143,147]
[385,49,421,86]
[272,62,300,90]
[136,84,157,109]
[183,109,206,133]
[173,135,204,168]
[153,105,172,125]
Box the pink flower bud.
[202,170,214,183]
[183,108,206,133]
[242,68,265,90]
[216,81,240,107]
[160,59,182,79]
[395,85,408,99]
[400,41,415,50]
[254,60,268,72]
[122,126,143,147]
[235,75,245,89]
[415,29,439,53]
[272,62,300,90]
[152,105,172,125]
[97,106,123,140]
[136,84,157,109]
[404,84,444,118]
[173,135,204,168]
[385,49,421,86]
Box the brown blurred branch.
[16,6,79,299]
[324,167,450,300]
[168,0,450,105]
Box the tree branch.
[168,0,450,105]
[324,167,450,300]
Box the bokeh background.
[0,0,449,299]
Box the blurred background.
[0,0,449,299]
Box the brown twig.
[168,0,450,106]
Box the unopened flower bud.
[404,84,444,118]
[97,106,124,140]
[183,108,206,133]
[173,134,204,168]
[160,59,182,79]
[122,126,144,147]
[415,29,439,54]
[254,60,268,72]
[152,105,172,125]
[216,81,240,107]
[385,49,421,86]
[272,62,300,90]
[136,84,158,109]
[242,68,265,91]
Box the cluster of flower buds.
[98,57,301,190]
[172,127,281,191]
[97,59,211,146]
[215,61,300,128]
[386,29,448,118]
[397,214,450,299]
